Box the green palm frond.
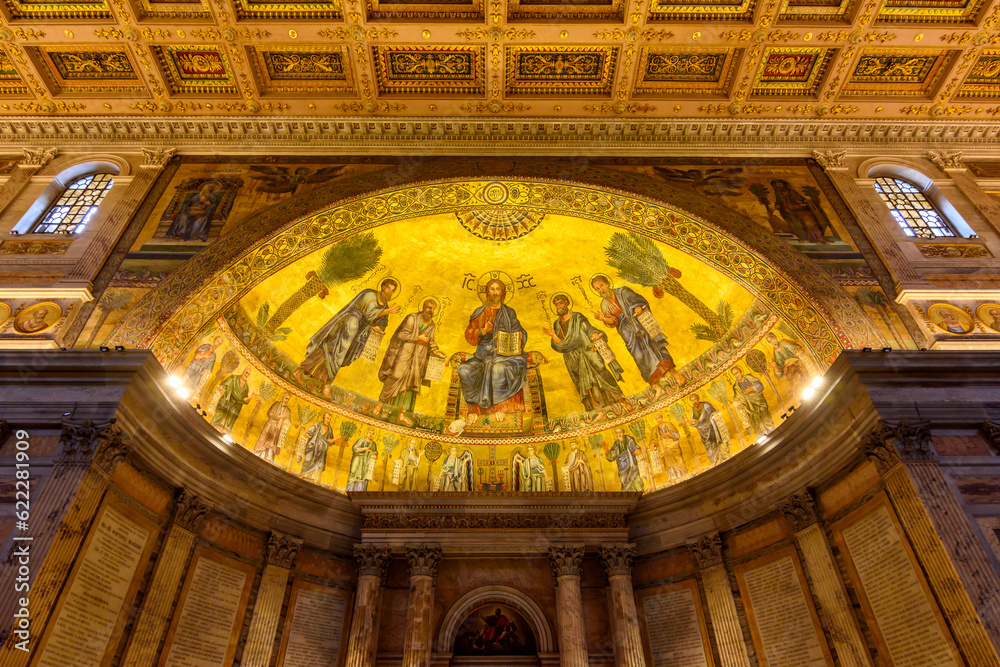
[543,442,560,462]
[717,300,735,330]
[587,434,604,451]
[668,403,686,422]
[628,420,646,439]
[256,302,271,329]
[690,323,720,342]
[707,381,728,404]
[316,232,383,286]
[340,421,357,439]
[605,232,666,287]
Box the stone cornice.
[3,118,1000,151]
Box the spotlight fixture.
[756,436,767,444]
[787,405,797,413]
[115,345,125,351]
[920,348,928,351]
[201,411,207,416]
[9,230,18,235]
[195,403,202,410]
[63,412,72,416]
[881,346,891,352]
[781,412,789,420]
[99,345,110,352]
[861,347,872,352]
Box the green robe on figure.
[550,312,625,411]
[520,454,547,492]
[211,374,250,432]
[606,436,644,492]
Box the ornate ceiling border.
[1,116,999,149]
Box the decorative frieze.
[364,514,626,530]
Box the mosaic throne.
[444,350,549,436]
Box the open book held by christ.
[496,330,522,356]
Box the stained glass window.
[872,177,954,239]
[31,173,114,234]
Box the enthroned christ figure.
[457,279,528,425]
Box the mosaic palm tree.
[604,232,725,335]
[85,290,131,348]
[855,287,905,348]
[543,442,560,491]
[380,435,400,490]
[264,232,382,333]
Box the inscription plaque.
[837,498,960,667]
[280,585,349,666]
[737,549,831,667]
[636,579,713,667]
[36,504,151,667]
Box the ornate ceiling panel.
[1,0,1000,127]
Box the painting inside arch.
[453,604,538,656]
[157,203,841,496]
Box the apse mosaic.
[97,173,891,497]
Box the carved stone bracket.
[687,534,723,569]
[778,490,818,533]
[173,489,210,533]
[355,544,393,582]
[20,147,58,168]
[140,147,177,169]
[980,420,1000,456]
[549,546,585,583]
[266,532,303,569]
[406,546,442,580]
[928,150,964,171]
[598,544,635,579]
[812,149,847,170]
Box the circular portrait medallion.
[14,302,62,335]
[927,302,974,335]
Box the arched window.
[872,177,955,238]
[30,172,114,234]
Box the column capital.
[266,532,303,569]
[980,420,1000,455]
[173,489,210,533]
[355,544,393,582]
[927,150,965,171]
[549,546,585,582]
[778,489,818,532]
[687,533,723,569]
[20,147,58,169]
[598,544,635,579]
[884,419,936,462]
[140,147,177,169]
[811,149,848,171]
[405,545,441,580]
[59,419,128,473]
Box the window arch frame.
[13,159,123,236]
[864,162,975,240]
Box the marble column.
[812,149,923,290]
[927,151,1000,236]
[598,544,645,667]
[549,546,589,667]
[60,148,175,288]
[866,421,1000,662]
[779,491,873,667]
[0,420,128,663]
[344,545,393,667]
[241,533,302,667]
[0,147,58,218]
[402,546,441,667]
[688,534,751,667]
[120,491,210,667]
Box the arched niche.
[435,584,556,655]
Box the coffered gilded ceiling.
[2,0,1000,128]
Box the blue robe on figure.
[297,289,389,383]
[599,286,676,385]
[457,303,528,412]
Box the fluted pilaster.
[687,534,751,667]
[242,533,302,667]
[599,545,645,667]
[0,148,57,218]
[402,546,441,667]
[344,545,393,667]
[550,547,588,667]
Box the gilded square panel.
[778,0,856,23]
[633,47,741,97]
[508,0,624,21]
[232,0,341,19]
[372,46,485,96]
[647,0,756,22]
[153,46,237,96]
[1,0,110,19]
[958,50,1000,98]
[0,48,28,96]
[842,48,956,97]
[366,0,483,21]
[751,47,833,97]
[249,46,355,96]
[505,46,618,96]
[877,0,983,23]
[131,0,211,19]
[29,46,146,97]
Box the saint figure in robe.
[346,427,379,492]
[688,394,727,465]
[253,393,292,463]
[731,366,773,438]
[562,440,594,492]
[294,278,400,398]
[605,427,644,492]
[378,298,446,426]
[211,368,255,434]
[298,412,337,483]
[518,445,547,492]
[457,279,528,425]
